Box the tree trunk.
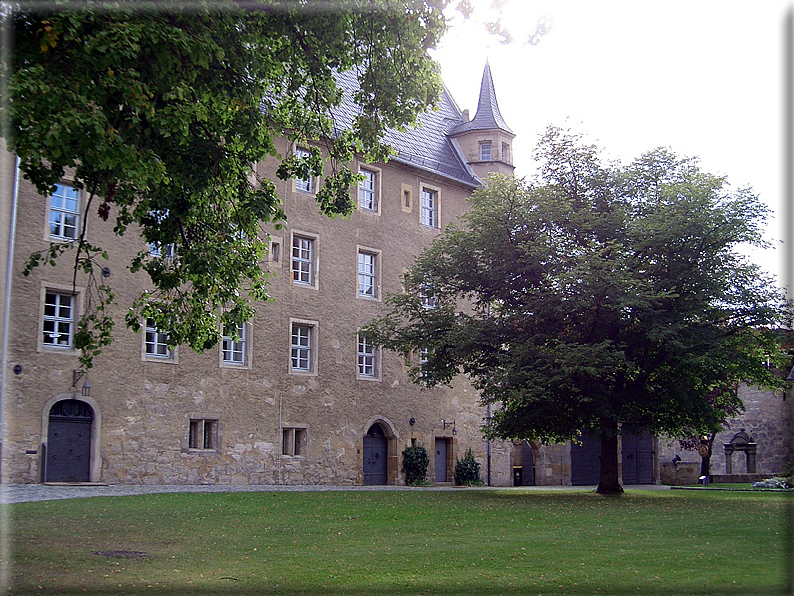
[596,421,624,495]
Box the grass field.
[2,488,791,595]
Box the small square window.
[48,184,79,240]
[359,168,378,211]
[270,240,281,262]
[222,323,247,366]
[401,185,413,213]
[421,188,438,228]
[189,419,218,450]
[291,235,315,286]
[282,427,307,456]
[42,291,74,348]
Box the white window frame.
[282,427,308,457]
[358,167,379,212]
[357,333,381,381]
[420,185,439,228]
[294,147,314,193]
[221,323,250,368]
[143,318,177,363]
[149,242,175,260]
[291,232,317,288]
[47,183,80,241]
[290,319,318,375]
[357,248,380,300]
[479,141,492,161]
[41,290,75,350]
[420,279,436,309]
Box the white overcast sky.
[431,1,792,293]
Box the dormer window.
[479,142,492,161]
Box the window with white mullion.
[421,188,437,227]
[145,318,171,358]
[49,184,79,240]
[357,334,376,377]
[294,148,313,193]
[359,169,376,210]
[222,324,246,365]
[291,324,312,371]
[358,251,376,297]
[42,292,74,348]
[291,236,313,285]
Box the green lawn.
[2,488,791,595]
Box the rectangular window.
[291,323,312,372]
[189,419,218,450]
[359,168,377,211]
[291,235,314,285]
[480,142,492,161]
[502,142,511,164]
[42,291,74,348]
[282,427,307,456]
[401,184,413,213]
[294,148,313,193]
[270,240,281,262]
[48,184,79,240]
[149,242,175,259]
[421,188,437,228]
[222,324,247,365]
[357,250,377,298]
[144,318,172,359]
[357,333,377,378]
[420,281,436,309]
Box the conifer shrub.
[402,445,429,485]
[454,448,482,486]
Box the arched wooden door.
[363,424,388,485]
[46,399,93,482]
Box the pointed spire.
[451,61,513,135]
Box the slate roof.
[332,68,480,188]
[449,60,513,136]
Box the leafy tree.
[3,0,446,367]
[364,127,790,495]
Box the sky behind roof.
[431,1,791,292]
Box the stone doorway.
[363,423,388,485]
[45,399,94,482]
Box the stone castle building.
[0,62,522,486]
[4,58,785,488]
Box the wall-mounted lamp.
[72,370,90,397]
[442,419,457,435]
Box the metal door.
[435,438,448,483]
[363,424,388,485]
[571,434,601,485]
[46,400,93,482]
[622,429,653,484]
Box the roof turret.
[451,61,513,136]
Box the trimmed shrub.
[454,447,482,486]
[402,445,429,485]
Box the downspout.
[1,157,21,472]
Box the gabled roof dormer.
[449,60,515,178]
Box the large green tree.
[3,0,446,366]
[364,127,790,495]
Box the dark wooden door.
[571,434,601,485]
[435,438,448,483]
[622,430,654,484]
[363,424,388,485]
[46,400,93,482]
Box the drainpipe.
[486,403,491,486]
[1,157,21,472]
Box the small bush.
[454,448,482,486]
[402,445,429,485]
